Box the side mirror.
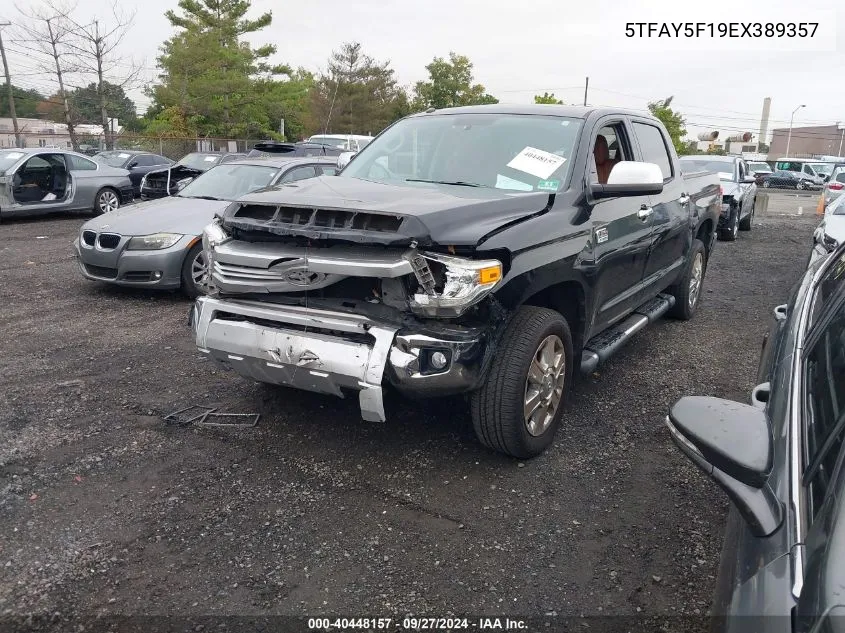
[742,175,756,184]
[590,161,664,199]
[337,151,357,170]
[667,396,783,537]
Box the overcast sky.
[3,0,844,141]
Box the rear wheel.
[668,239,706,321]
[93,188,120,215]
[180,242,212,299]
[470,306,573,459]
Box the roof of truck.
[413,104,658,120]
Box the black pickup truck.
[191,105,721,458]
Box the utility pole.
[0,22,21,148]
[786,104,805,157]
[583,77,589,107]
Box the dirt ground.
[0,195,821,632]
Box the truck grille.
[213,261,291,283]
[235,204,403,233]
[82,230,96,246]
[97,233,121,249]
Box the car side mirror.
[667,396,783,537]
[590,161,664,199]
[337,151,357,170]
[742,175,756,184]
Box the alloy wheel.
[190,249,212,295]
[524,335,566,437]
[98,190,120,213]
[689,252,704,308]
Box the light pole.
[837,122,845,158]
[785,104,805,157]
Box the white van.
[774,158,834,184]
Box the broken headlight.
[407,251,503,318]
[201,217,231,285]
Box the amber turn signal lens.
[478,266,502,285]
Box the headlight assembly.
[126,233,183,250]
[175,177,193,191]
[406,251,503,318]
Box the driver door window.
[590,124,629,185]
[13,153,69,204]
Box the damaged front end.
[192,211,510,422]
[141,165,203,199]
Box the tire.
[470,306,573,459]
[668,239,706,321]
[739,200,754,231]
[796,180,807,190]
[93,187,120,215]
[762,180,770,188]
[180,242,212,299]
[717,205,739,241]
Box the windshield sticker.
[495,174,533,191]
[507,147,566,179]
[204,156,218,162]
[537,179,560,192]
[4,152,24,160]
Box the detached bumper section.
[191,297,489,422]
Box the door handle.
[678,194,690,205]
[637,206,653,220]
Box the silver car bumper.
[75,236,191,289]
[190,296,490,422]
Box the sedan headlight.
[407,251,503,318]
[175,177,192,191]
[126,233,183,250]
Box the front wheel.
[796,180,807,190]
[717,206,739,241]
[180,242,212,299]
[668,239,706,321]
[93,188,120,215]
[470,306,573,459]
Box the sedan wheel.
[190,249,212,294]
[763,180,770,188]
[796,180,806,190]
[96,189,120,214]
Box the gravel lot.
[0,194,821,632]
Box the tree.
[67,3,142,149]
[0,85,44,119]
[68,82,138,128]
[412,53,498,110]
[308,42,409,137]
[534,92,564,105]
[647,96,687,156]
[14,1,82,149]
[149,0,292,138]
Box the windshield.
[679,158,735,180]
[94,151,132,168]
[809,162,834,176]
[341,113,582,192]
[747,162,771,171]
[176,163,279,200]
[178,153,222,170]
[308,136,349,149]
[0,150,26,175]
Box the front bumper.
[190,296,490,422]
[75,235,192,289]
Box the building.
[768,124,845,159]
[0,117,121,150]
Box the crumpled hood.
[80,196,230,236]
[225,175,552,246]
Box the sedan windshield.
[747,162,771,172]
[0,150,26,175]
[178,153,222,170]
[94,151,133,168]
[176,164,279,200]
[341,113,582,192]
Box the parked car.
[822,162,845,208]
[94,150,173,196]
[746,160,773,178]
[306,134,374,152]
[75,156,338,298]
[0,147,133,221]
[245,141,346,158]
[760,170,820,191]
[774,158,828,186]
[666,239,845,631]
[139,151,246,199]
[679,155,757,241]
[191,104,721,458]
[811,193,845,263]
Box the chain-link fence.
[2,132,266,161]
